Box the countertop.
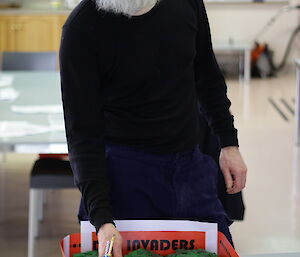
[0,7,71,15]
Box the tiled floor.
[1,72,300,257]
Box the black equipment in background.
[251,5,300,78]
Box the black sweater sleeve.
[59,24,115,233]
[194,0,239,148]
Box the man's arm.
[195,0,247,193]
[59,24,114,231]
[195,0,237,148]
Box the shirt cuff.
[217,128,239,148]
[89,208,116,234]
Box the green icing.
[166,249,217,257]
[73,250,98,257]
[73,249,217,257]
[125,248,161,257]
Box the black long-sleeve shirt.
[59,0,238,233]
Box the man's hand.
[98,223,123,257]
[219,146,247,194]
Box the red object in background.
[38,154,68,159]
[60,231,239,257]
[251,42,265,65]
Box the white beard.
[95,0,159,17]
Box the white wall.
[21,0,300,67]
[206,0,300,68]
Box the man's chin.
[95,0,159,17]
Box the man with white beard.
[59,0,247,256]
[95,0,158,16]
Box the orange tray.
[60,231,239,257]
